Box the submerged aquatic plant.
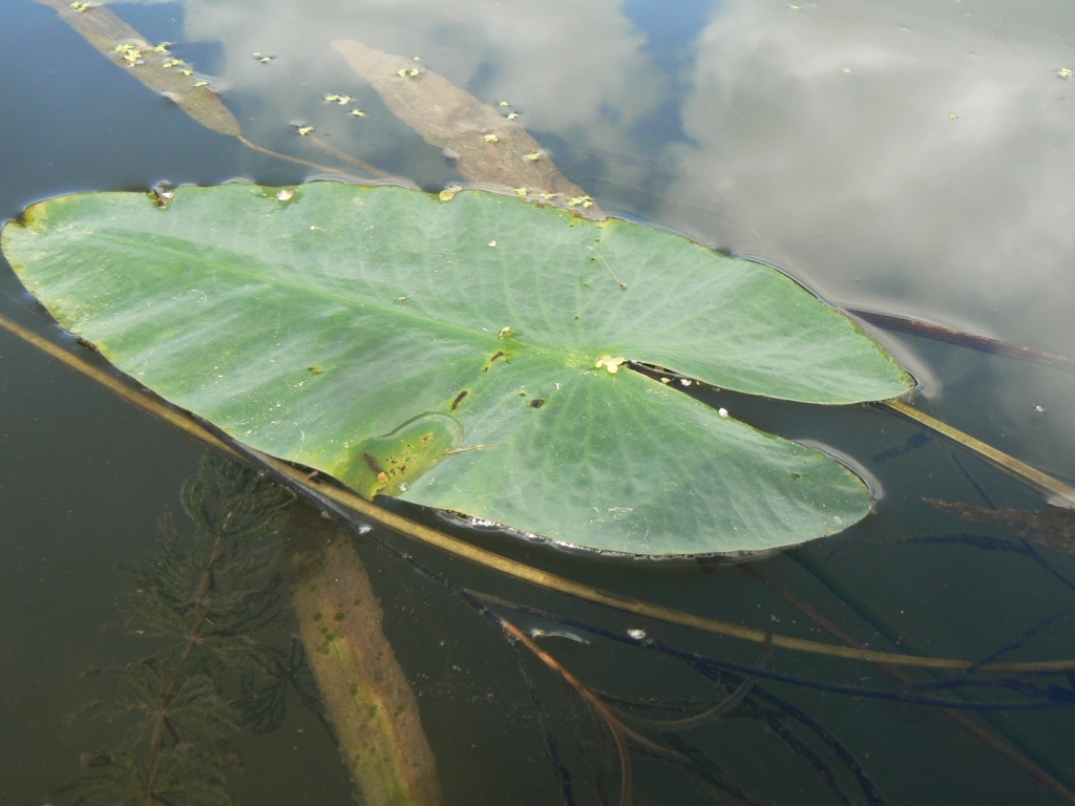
[56,452,297,806]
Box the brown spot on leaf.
[482,350,510,372]
[363,452,384,474]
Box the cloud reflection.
[663,0,1075,473]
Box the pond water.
[2,0,1075,803]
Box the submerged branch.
[850,309,1075,374]
[745,560,1075,804]
[283,504,442,806]
[883,399,1075,506]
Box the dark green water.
[2,0,1075,803]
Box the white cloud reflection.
[662,0,1075,474]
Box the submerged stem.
[142,535,227,797]
[883,399,1075,506]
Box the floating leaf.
[1,183,912,555]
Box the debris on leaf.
[114,42,144,66]
[595,355,626,374]
[149,183,175,208]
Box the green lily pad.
[1,183,911,555]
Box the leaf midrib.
[82,225,616,372]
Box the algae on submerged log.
[285,505,442,805]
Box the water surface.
[2,1,1075,803]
